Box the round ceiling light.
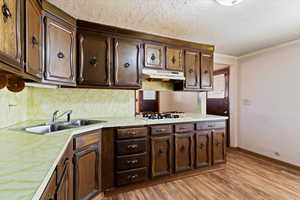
[215,0,244,6]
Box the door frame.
[207,67,230,147]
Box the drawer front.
[74,130,101,150]
[116,168,146,186]
[116,138,146,155]
[175,123,194,133]
[196,121,226,130]
[116,153,146,171]
[151,125,173,136]
[117,127,147,139]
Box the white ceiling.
[48,0,300,56]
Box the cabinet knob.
[2,2,12,23]
[32,36,39,46]
[128,174,138,180]
[89,57,97,66]
[215,140,221,147]
[57,52,65,59]
[198,143,205,150]
[124,62,130,68]
[171,56,176,64]
[180,145,186,152]
[128,132,137,136]
[189,69,193,73]
[158,149,163,155]
[204,70,209,74]
[150,53,156,61]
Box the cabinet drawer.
[175,123,194,133]
[74,130,101,150]
[116,138,146,155]
[196,121,226,130]
[116,127,147,139]
[150,125,172,136]
[116,168,146,186]
[116,153,146,171]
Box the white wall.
[238,40,300,166]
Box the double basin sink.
[24,120,106,135]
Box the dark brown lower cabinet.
[174,133,194,172]
[56,159,72,200]
[150,135,173,178]
[212,129,226,164]
[40,170,57,200]
[74,143,101,200]
[195,131,211,168]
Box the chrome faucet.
[51,110,73,123]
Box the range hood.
[142,68,185,80]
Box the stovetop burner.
[142,112,184,120]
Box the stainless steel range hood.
[142,68,185,80]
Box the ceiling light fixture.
[215,0,244,6]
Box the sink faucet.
[51,110,73,123]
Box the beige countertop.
[0,114,227,200]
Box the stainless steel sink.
[24,119,106,135]
[69,119,106,126]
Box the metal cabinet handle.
[2,2,11,23]
[32,36,39,46]
[57,52,65,59]
[128,174,138,180]
[124,62,130,68]
[89,57,97,66]
[128,132,137,136]
[156,129,166,133]
[127,159,138,164]
[189,69,193,73]
[127,144,138,149]
[198,143,205,150]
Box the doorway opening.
[207,67,230,147]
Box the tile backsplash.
[0,87,135,128]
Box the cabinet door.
[144,44,164,69]
[174,133,194,172]
[166,47,183,71]
[200,53,213,89]
[78,31,110,86]
[26,0,42,78]
[114,38,141,88]
[195,131,211,168]
[185,50,200,89]
[212,129,226,165]
[0,0,23,69]
[56,159,72,200]
[40,170,56,200]
[44,16,76,85]
[150,136,172,178]
[74,144,101,200]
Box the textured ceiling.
[48,0,300,56]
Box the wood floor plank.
[99,150,300,200]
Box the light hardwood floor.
[95,150,300,200]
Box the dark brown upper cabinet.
[114,38,142,88]
[144,44,164,69]
[78,31,110,86]
[43,14,76,86]
[0,0,24,70]
[184,50,200,90]
[166,47,183,71]
[25,0,42,78]
[200,52,213,90]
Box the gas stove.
[142,112,184,120]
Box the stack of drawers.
[115,127,148,186]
